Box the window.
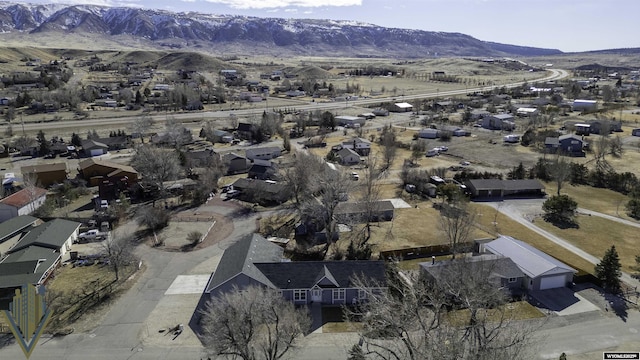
[333,289,346,301]
[293,289,306,302]
[358,289,368,300]
[508,277,517,283]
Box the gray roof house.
[248,159,277,180]
[336,148,361,165]
[480,235,577,291]
[223,153,251,175]
[335,200,395,223]
[420,254,525,297]
[245,146,282,161]
[464,179,545,199]
[231,178,290,204]
[205,234,387,308]
[544,134,585,157]
[0,218,80,299]
[482,114,515,131]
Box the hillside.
[0,2,563,58]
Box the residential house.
[205,234,386,307]
[230,178,290,204]
[572,99,597,112]
[95,136,130,151]
[0,219,80,300]
[20,163,68,187]
[0,187,47,223]
[516,107,539,117]
[482,114,515,131]
[0,215,39,256]
[248,159,278,180]
[335,116,366,128]
[420,254,525,297]
[632,128,640,137]
[334,200,395,223]
[419,128,438,139]
[81,139,109,157]
[183,141,217,167]
[341,138,371,156]
[480,235,577,291]
[245,146,282,161]
[372,108,389,117]
[544,134,585,156]
[78,158,139,186]
[470,109,490,121]
[211,130,234,143]
[392,102,413,112]
[464,179,545,199]
[236,122,256,140]
[223,153,251,175]
[440,125,468,137]
[336,148,361,166]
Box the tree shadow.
[0,334,15,349]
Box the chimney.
[432,256,435,265]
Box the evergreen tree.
[595,245,622,294]
[36,130,49,156]
[559,353,567,360]
[347,344,366,360]
[71,133,82,147]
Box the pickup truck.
[77,229,108,243]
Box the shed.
[392,102,413,112]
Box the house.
[245,146,282,161]
[574,123,591,135]
[0,187,47,223]
[223,153,251,175]
[211,130,234,143]
[230,178,290,204]
[341,138,371,156]
[516,107,539,117]
[20,163,68,187]
[372,108,389,117]
[544,134,585,156]
[419,128,439,139]
[236,122,256,140]
[248,159,277,180]
[464,179,545,199]
[470,109,490,120]
[335,116,366,128]
[78,158,139,186]
[0,215,39,256]
[633,128,640,137]
[420,254,525,297]
[0,219,81,298]
[440,125,468,137]
[81,139,109,157]
[480,235,577,291]
[95,136,130,151]
[392,102,413,112]
[336,148,361,165]
[334,200,395,223]
[572,99,597,112]
[482,114,515,131]
[205,234,386,307]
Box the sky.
[16,0,640,52]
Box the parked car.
[226,189,240,198]
[436,146,449,152]
[351,172,360,181]
[77,229,107,243]
[426,149,439,157]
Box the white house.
[0,187,47,223]
[245,146,282,161]
[392,102,413,112]
[516,107,539,117]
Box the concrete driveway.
[529,287,600,316]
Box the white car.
[436,146,449,152]
[460,161,470,166]
[226,189,240,198]
[351,172,360,181]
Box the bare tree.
[347,261,539,360]
[131,144,182,201]
[130,114,154,143]
[201,285,310,360]
[550,154,570,196]
[282,151,324,206]
[358,154,382,244]
[164,117,193,148]
[102,235,136,282]
[380,126,397,171]
[609,135,624,158]
[12,134,37,154]
[439,198,477,258]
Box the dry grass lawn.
[535,215,640,273]
[474,204,597,275]
[446,301,545,327]
[544,182,634,220]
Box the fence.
[173,216,214,222]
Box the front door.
[311,288,322,302]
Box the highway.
[17,69,569,133]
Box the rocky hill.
[0,2,563,57]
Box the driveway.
[528,287,600,316]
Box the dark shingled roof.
[9,218,80,253]
[254,260,386,289]
[466,179,544,191]
[335,200,395,216]
[420,254,524,282]
[0,245,59,288]
[205,234,284,293]
[0,215,38,243]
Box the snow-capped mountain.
[0,2,563,57]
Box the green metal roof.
[0,215,38,243]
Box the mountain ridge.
[0,2,563,57]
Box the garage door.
[539,275,566,290]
